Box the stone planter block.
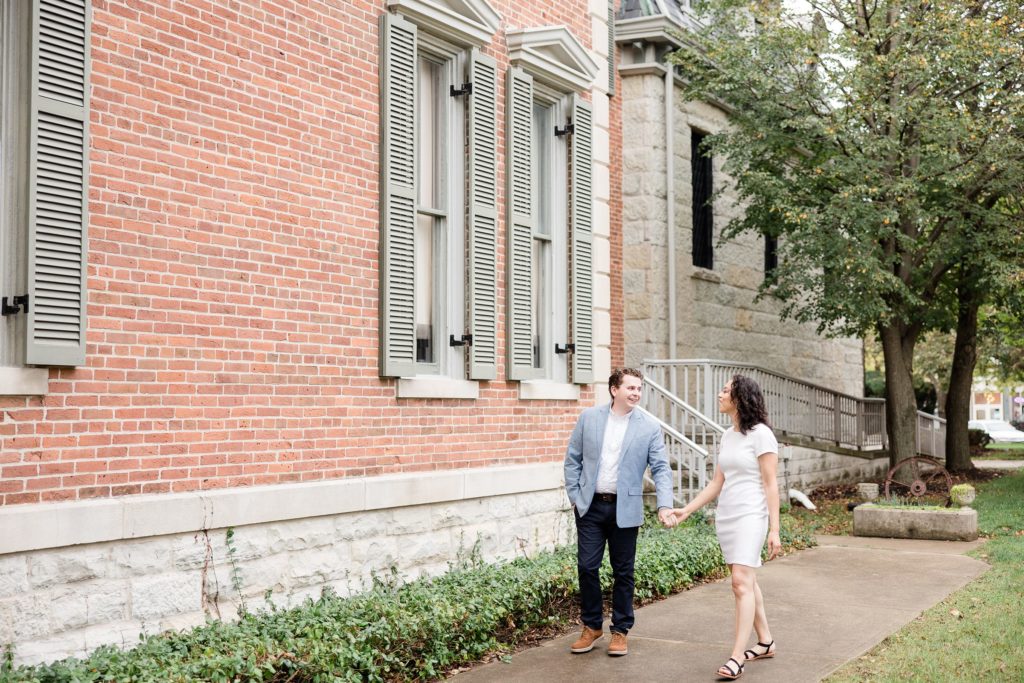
[853,505,978,541]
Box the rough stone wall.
[784,447,890,493]
[622,73,671,365]
[0,489,572,666]
[622,74,863,396]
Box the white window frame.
[530,87,569,385]
[412,37,468,380]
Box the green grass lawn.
[825,471,1024,682]
[974,441,1024,460]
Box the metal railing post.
[808,389,817,439]
[833,393,841,445]
[702,362,713,417]
[856,400,864,449]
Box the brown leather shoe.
[607,631,628,656]
[570,626,603,653]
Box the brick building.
[1,0,618,662]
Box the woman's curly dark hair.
[729,374,770,434]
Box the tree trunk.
[879,322,920,468]
[945,289,982,472]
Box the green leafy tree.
[978,272,1024,387]
[944,220,1024,470]
[670,0,1024,466]
[912,331,952,416]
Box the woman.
[668,375,780,680]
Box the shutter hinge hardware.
[449,333,473,347]
[1,294,28,317]
[449,82,472,97]
[554,120,575,137]
[555,343,575,354]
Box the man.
[563,368,675,657]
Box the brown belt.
[594,492,617,502]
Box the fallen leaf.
[950,609,963,619]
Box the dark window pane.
[416,323,433,363]
[764,235,778,276]
[691,131,713,269]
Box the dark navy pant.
[575,498,639,634]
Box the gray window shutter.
[378,13,417,378]
[607,1,616,96]
[25,0,91,366]
[570,95,594,385]
[505,67,539,381]
[466,49,497,381]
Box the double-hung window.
[764,234,778,278]
[1,0,90,394]
[378,2,500,394]
[527,92,568,383]
[506,27,599,389]
[413,45,465,374]
[691,130,714,270]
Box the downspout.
[665,61,676,383]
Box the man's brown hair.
[608,368,643,399]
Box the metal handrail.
[643,358,884,405]
[636,406,710,504]
[643,359,946,459]
[642,375,726,435]
[639,375,724,502]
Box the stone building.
[614,1,886,488]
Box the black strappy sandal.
[718,657,744,680]
[744,639,775,661]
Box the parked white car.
[968,419,1024,443]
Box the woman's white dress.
[715,423,778,567]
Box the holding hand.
[657,507,675,527]
[666,508,690,527]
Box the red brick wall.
[0,0,604,505]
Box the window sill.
[0,367,49,395]
[397,376,479,399]
[519,380,580,401]
[691,268,722,284]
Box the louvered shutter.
[569,95,594,385]
[607,1,616,96]
[25,0,90,366]
[505,68,539,381]
[466,49,497,381]
[378,14,418,378]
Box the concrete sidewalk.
[450,535,988,682]
[974,459,1024,469]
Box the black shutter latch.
[1,295,28,316]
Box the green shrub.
[968,428,991,448]
[3,518,813,683]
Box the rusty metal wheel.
[882,456,953,506]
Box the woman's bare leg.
[722,563,756,672]
[752,574,772,645]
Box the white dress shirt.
[595,410,631,494]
